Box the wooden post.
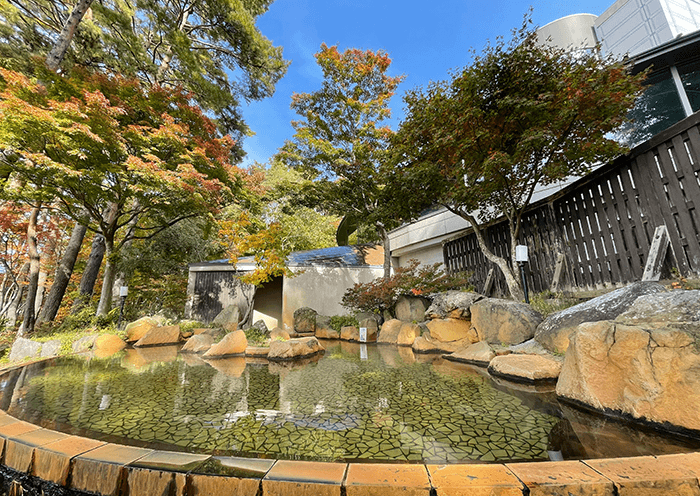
[642,225,673,281]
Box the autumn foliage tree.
[392,19,647,300]
[280,44,404,279]
[0,65,240,321]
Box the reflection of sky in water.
[0,341,698,464]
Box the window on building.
[678,57,700,113]
[622,68,687,146]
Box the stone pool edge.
[0,409,699,495]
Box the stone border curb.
[0,408,699,496]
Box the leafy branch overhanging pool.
[1,341,698,464]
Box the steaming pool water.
[1,340,698,464]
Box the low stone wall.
[0,406,699,495]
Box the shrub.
[243,326,269,346]
[342,260,472,314]
[329,315,358,332]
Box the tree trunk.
[377,223,392,280]
[450,207,524,301]
[45,0,95,71]
[19,206,41,337]
[71,234,105,312]
[96,239,115,316]
[37,222,87,322]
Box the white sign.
[359,327,367,342]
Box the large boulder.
[93,335,126,357]
[9,338,42,362]
[340,325,377,342]
[314,315,338,339]
[412,332,474,354]
[556,320,700,433]
[488,354,562,383]
[181,334,214,353]
[212,305,242,331]
[40,340,62,358]
[203,330,248,358]
[395,295,430,322]
[425,291,483,320]
[471,298,543,345]
[534,282,666,353]
[615,290,700,324]
[425,318,478,343]
[444,341,496,367]
[397,323,421,346]
[293,307,317,335]
[378,319,403,344]
[134,325,181,347]
[125,317,159,343]
[267,336,325,361]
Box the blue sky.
[240,0,615,168]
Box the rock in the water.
[9,338,42,362]
[471,298,542,345]
[294,307,317,334]
[212,305,242,329]
[616,290,700,324]
[412,332,474,354]
[40,339,62,358]
[397,323,421,346]
[134,325,181,347]
[425,291,483,320]
[340,324,377,342]
[445,341,496,366]
[181,334,214,353]
[267,336,325,361]
[125,317,159,343]
[314,315,335,339]
[556,320,700,433]
[203,330,248,358]
[425,318,477,343]
[378,319,403,344]
[395,295,430,322]
[488,354,562,383]
[535,282,666,353]
[270,327,291,341]
[72,335,97,353]
[93,335,126,357]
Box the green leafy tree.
[280,43,405,279]
[392,19,646,300]
[0,0,288,139]
[0,66,240,317]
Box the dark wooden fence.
[443,111,700,296]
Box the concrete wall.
[281,266,384,330]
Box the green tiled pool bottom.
[1,341,698,464]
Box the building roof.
[189,245,383,273]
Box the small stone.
[93,334,126,357]
[487,354,562,383]
[445,341,496,367]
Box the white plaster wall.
[281,266,385,330]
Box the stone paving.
[0,342,697,465]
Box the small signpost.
[359,327,367,342]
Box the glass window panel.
[621,68,687,146]
[678,57,700,113]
